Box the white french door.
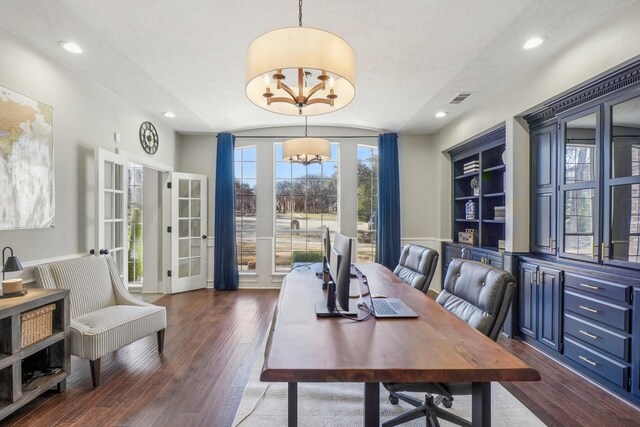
[169,172,208,293]
[95,148,128,283]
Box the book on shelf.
[463,160,480,174]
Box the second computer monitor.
[330,232,353,312]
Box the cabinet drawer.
[564,314,629,361]
[565,273,631,304]
[564,337,629,389]
[564,291,630,332]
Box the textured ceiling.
[0,0,634,134]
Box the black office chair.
[383,258,517,427]
[393,244,439,294]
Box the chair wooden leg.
[90,359,101,388]
[157,329,165,353]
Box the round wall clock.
[139,121,159,154]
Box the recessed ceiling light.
[163,111,176,118]
[59,41,83,54]
[523,36,546,50]
[435,111,448,118]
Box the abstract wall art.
[0,85,54,229]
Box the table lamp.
[2,246,24,295]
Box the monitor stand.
[315,301,358,317]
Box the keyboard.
[373,299,398,315]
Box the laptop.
[353,266,418,318]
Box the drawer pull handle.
[579,355,598,367]
[579,305,598,314]
[579,283,600,290]
[579,330,599,340]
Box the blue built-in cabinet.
[522,57,640,406]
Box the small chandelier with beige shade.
[282,117,331,165]
[245,0,356,116]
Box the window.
[127,163,143,284]
[274,143,338,271]
[357,145,378,262]
[235,146,257,271]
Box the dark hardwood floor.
[3,288,640,426]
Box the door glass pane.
[179,200,189,218]
[565,113,596,183]
[190,258,201,276]
[114,164,123,191]
[178,259,189,277]
[114,193,123,220]
[105,222,113,249]
[611,96,640,178]
[191,200,201,217]
[105,161,114,190]
[190,219,201,237]
[191,180,201,198]
[179,179,189,198]
[104,193,113,220]
[610,184,640,264]
[114,222,123,248]
[564,189,594,256]
[191,238,201,257]
[179,219,189,237]
[179,239,189,258]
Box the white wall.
[429,2,640,253]
[0,26,177,272]
[177,127,434,288]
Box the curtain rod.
[233,135,378,139]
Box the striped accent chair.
[34,256,166,387]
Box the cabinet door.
[558,107,601,263]
[603,91,640,270]
[531,124,557,254]
[633,289,640,397]
[519,262,538,339]
[538,267,563,352]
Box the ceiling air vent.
[449,93,472,104]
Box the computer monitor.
[322,226,331,272]
[331,232,353,313]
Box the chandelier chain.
[304,116,308,137]
[298,0,303,27]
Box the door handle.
[202,235,208,239]
[99,248,109,255]
[90,249,95,255]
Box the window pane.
[611,96,640,178]
[565,113,596,183]
[274,142,339,271]
[235,146,258,271]
[357,145,378,262]
[610,184,640,264]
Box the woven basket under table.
[21,303,56,348]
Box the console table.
[0,288,70,421]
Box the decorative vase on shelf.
[470,176,479,196]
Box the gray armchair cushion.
[436,258,516,341]
[393,245,439,293]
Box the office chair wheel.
[443,398,453,408]
[389,394,399,405]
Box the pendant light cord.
[304,116,308,137]
[298,0,303,27]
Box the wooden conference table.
[261,263,540,426]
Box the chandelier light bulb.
[263,73,271,88]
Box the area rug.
[232,341,545,426]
